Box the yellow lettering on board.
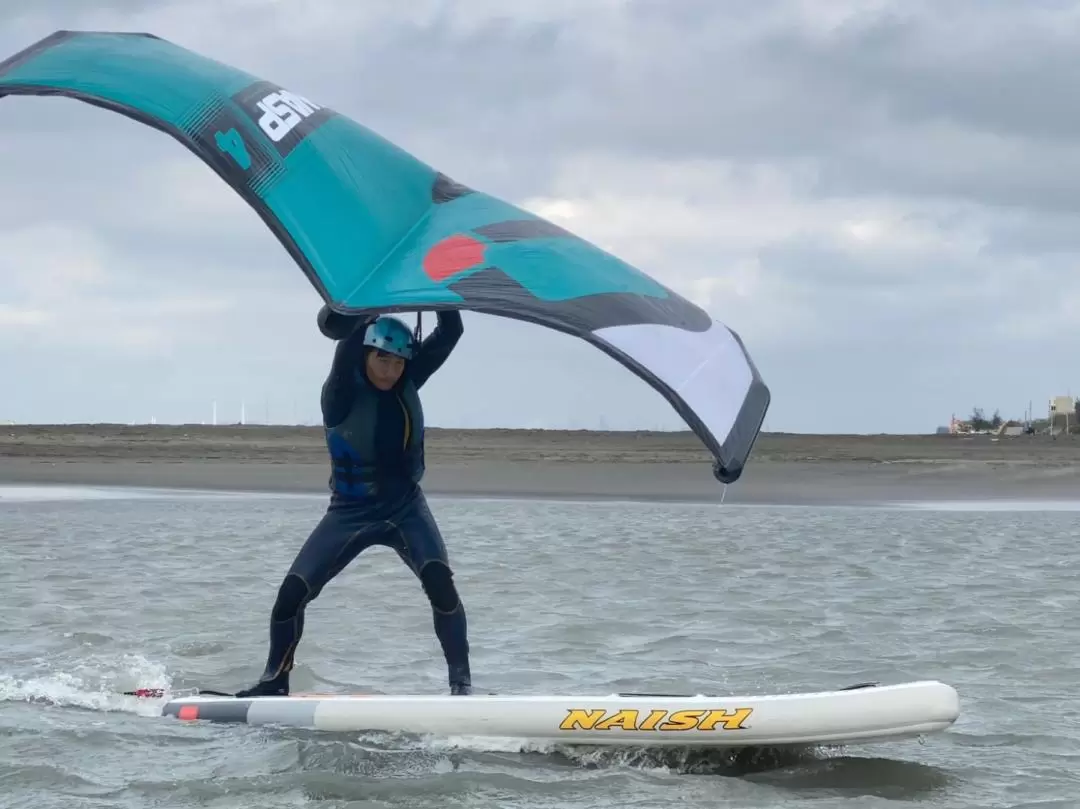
[638,709,668,731]
[559,709,606,730]
[560,706,755,732]
[698,708,753,731]
[659,709,706,731]
[595,710,640,730]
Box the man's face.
[365,349,406,390]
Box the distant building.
[1050,395,1073,414]
[948,415,972,434]
[948,413,1026,436]
[1049,395,1077,434]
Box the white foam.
[0,484,321,503]
[0,653,171,717]
[0,484,160,502]
[890,499,1080,512]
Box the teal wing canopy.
[0,30,770,484]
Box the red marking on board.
[423,234,486,281]
[178,705,200,721]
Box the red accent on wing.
[423,234,487,281]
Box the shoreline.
[3,425,1080,505]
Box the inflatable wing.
[0,30,770,484]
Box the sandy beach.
[3,424,1079,505]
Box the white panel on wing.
[591,320,755,448]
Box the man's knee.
[419,561,461,614]
[271,573,311,621]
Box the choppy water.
[1,483,1078,808]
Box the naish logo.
[559,707,753,732]
[255,89,323,142]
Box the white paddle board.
[156,679,960,747]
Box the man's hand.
[317,304,371,341]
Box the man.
[236,306,472,697]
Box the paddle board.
[151,679,960,747]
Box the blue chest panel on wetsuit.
[325,372,425,499]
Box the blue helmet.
[363,315,414,360]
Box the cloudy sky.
[1,0,1076,434]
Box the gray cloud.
[1,0,1079,435]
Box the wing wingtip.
[0,30,167,81]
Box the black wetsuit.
[237,311,470,696]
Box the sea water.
[1,484,1077,808]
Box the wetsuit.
[237,310,470,697]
